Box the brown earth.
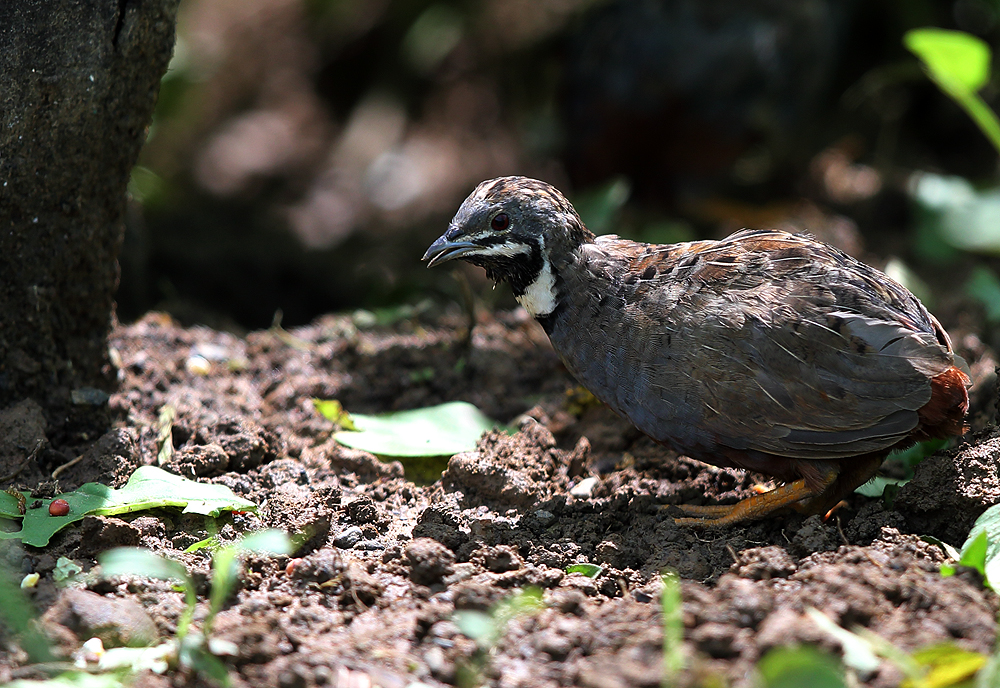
[1,306,998,688]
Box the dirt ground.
[2,303,1000,688]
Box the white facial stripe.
[472,241,531,258]
[516,257,557,317]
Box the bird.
[423,176,970,526]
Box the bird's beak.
[423,232,480,268]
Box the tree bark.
[0,1,178,441]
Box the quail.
[423,177,970,526]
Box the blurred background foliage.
[120,0,1000,337]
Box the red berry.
[49,499,70,516]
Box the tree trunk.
[0,0,178,442]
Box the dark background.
[117,0,1000,332]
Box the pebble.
[569,477,598,498]
[333,526,363,549]
[184,355,212,375]
[355,539,385,551]
[70,387,110,406]
[533,509,555,526]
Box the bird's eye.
[491,213,510,231]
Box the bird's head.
[423,176,594,317]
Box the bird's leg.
[792,453,885,518]
[668,470,838,527]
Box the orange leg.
[668,470,837,527]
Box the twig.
[0,439,45,483]
[51,451,84,479]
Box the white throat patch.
[516,257,557,317]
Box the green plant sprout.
[565,563,603,578]
[452,587,544,686]
[756,645,846,688]
[941,502,1000,590]
[661,570,684,686]
[452,586,544,651]
[96,529,293,687]
[0,561,52,665]
[806,606,993,688]
[905,28,1000,156]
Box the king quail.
[423,177,970,526]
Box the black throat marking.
[469,235,545,298]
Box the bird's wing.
[603,231,955,460]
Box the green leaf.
[855,476,909,499]
[940,503,1000,589]
[235,529,293,556]
[940,530,989,583]
[452,610,496,645]
[333,401,498,457]
[910,174,1000,256]
[904,30,1000,155]
[52,557,83,583]
[0,489,24,518]
[907,643,988,688]
[312,399,356,430]
[99,548,191,583]
[0,466,257,547]
[855,439,948,501]
[921,535,962,562]
[889,438,950,471]
[184,536,221,554]
[492,587,544,626]
[757,646,847,688]
[905,28,991,94]
[566,563,603,578]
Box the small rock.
[533,510,555,526]
[536,630,573,660]
[70,387,110,406]
[734,546,796,580]
[42,589,159,648]
[405,538,455,586]
[355,539,385,551]
[569,477,598,498]
[549,589,587,615]
[473,545,523,573]
[560,572,599,596]
[288,549,342,583]
[424,645,454,681]
[691,622,741,658]
[595,537,625,568]
[333,526,364,549]
[184,355,212,375]
[342,562,383,607]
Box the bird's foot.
[666,476,831,527]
